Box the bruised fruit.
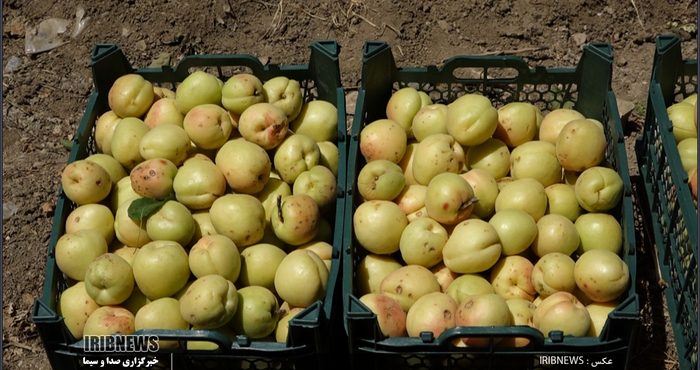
[61,160,112,205]
[455,293,511,347]
[425,173,476,225]
[83,306,135,337]
[360,293,407,337]
[130,158,178,200]
[238,103,288,150]
[406,292,457,338]
[270,194,321,246]
[399,218,448,268]
[357,160,405,201]
[379,265,441,312]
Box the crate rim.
[635,33,698,370]
[32,40,348,369]
[342,39,640,364]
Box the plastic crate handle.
[170,54,268,78]
[429,325,547,346]
[362,41,532,81]
[438,55,531,82]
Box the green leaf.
[148,52,171,68]
[127,193,176,221]
[61,139,74,150]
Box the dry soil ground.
[2,0,698,369]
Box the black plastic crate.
[32,41,347,370]
[343,41,639,370]
[635,34,698,370]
